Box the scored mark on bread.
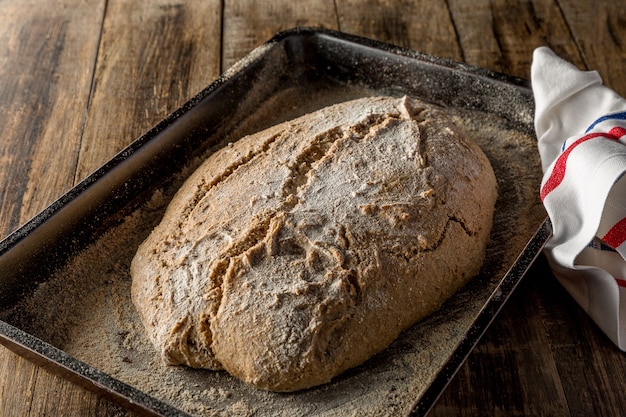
[184,132,285,221]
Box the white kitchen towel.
[532,46,626,349]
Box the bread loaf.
[130,95,498,392]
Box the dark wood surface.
[0,1,625,415]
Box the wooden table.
[0,1,624,415]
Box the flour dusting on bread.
[130,96,498,392]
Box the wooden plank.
[28,367,107,417]
[221,0,339,69]
[336,0,462,61]
[75,0,223,182]
[0,351,37,416]
[557,0,626,95]
[0,346,137,417]
[0,340,130,417]
[26,365,137,417]
[447,0,585,78]
[0,0,104,232]
[537,262,626,415]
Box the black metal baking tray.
[0,28,549,416]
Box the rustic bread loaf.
[130,95,498,392]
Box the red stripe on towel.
[540,133,611,200]
[541,127,625,201]
[603,217,626,250]
[609,126,626,139]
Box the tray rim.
[0,26,548,417]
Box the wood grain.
[75,0,222,182]
[0,0,104,231]
[0,352,37,416]
[536,271,626,416]
[221,0,338,69]
[557,0,626,95]
[336,0,462,61]
[447,0,585,78]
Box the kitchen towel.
[532,46,626,349]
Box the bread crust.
[130,96,498,392]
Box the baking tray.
[0,28,550,416]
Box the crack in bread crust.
[185,132,284,221]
